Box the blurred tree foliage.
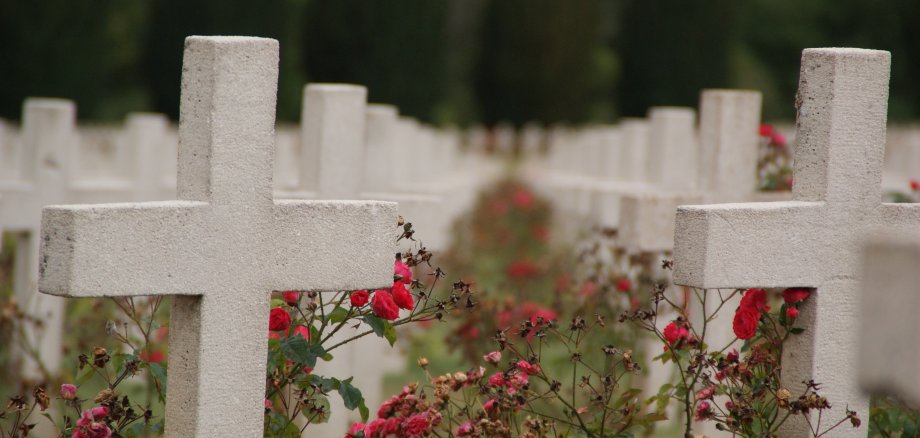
[0,0,917,124]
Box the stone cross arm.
[36,36,398,438]
[39,199,395,298]
[674,201,920,288]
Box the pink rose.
[695,401,712,421]
[73,408,112,438]
[404,413,431,436]
[483,351,501,365]
[60,383,77,400]
[488,372,506,387]
[456,420,474,436]
[515,360,540,375]
[394,260,413,284]
[346,422,365,438]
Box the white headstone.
[859,231,920,406]
[0,98,76,380]
[674,48,902,437]
[38,36,397,438]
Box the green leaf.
[359,402,369,422]
[303,395,331,424]
[150,362,168,388]
[280,336,326,368]
[326,306,349,324]
[362,315,398,346]
[362,315,386,337]
[337,378,364,410]
[308,374,336,392]
[790,327,805,335]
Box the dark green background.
[1,0,917,125]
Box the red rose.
[350,290,370,307]
[292,325,310,340]
[365,419,385,437]
[139,350,164,363]
[726,348,739,363]
[528,308,557,326]
[732,306,760,340]
[391,281,415,311]
[394,260,413,284]
[346,422,365,438]
[663,321,689,345]
[512,189,534,208]
[268,307,291,332]
[782,287,811,304]
[740,288,769,312]
[281,291,301,306]
[911,179,920,191]
[759,124,774,137]
[615,277,632,293]
[772,132,787,147]
[404,413,431,436]
[371,290,400,320]
[786,306,799,319]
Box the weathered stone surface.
[39,37,397,438]
[674,48,900,437]
[859,231,920,406]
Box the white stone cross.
[38,36,397,437]
[619,91,765,254]
[0,98,77,380]
[858,231,920,406]
[673,48,910,437]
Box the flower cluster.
[758,123,793,191]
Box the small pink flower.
[695,400,712,421]
[695,385,715,401]
[615,277,632,293]
[346,422,366,438]
[90,406,109,419]
[772,132,787,147]
[483,399,496,412]
[60,383,77,400]
[73,409,112,438]
[483,351,502,365]
[488,372,506,387]
[456,420,474,436]
[394,260,413,284]
[515,360,540,375]
[786,306,799,319]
